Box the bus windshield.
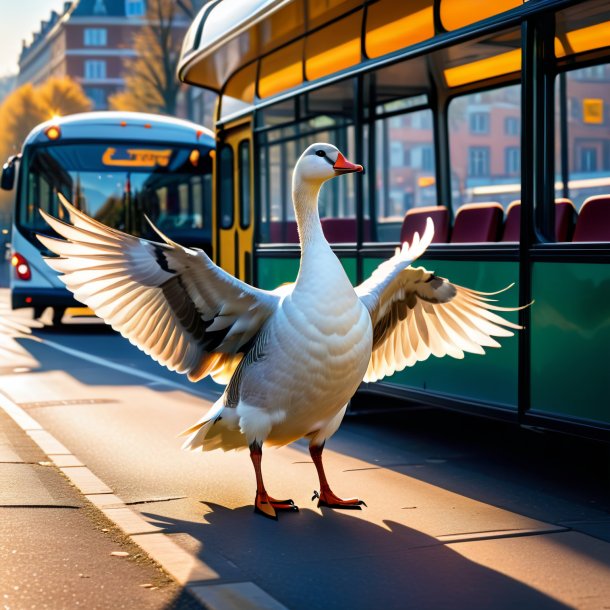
[18,142,213,248]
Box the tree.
[0,77,91,161]
[38,76,92,118]
[0,77,91,224]
[109,0,199,115]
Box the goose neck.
[293,182,325,248]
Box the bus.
[177,0,610,440]
[1,111,214,323]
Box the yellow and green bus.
[177,0,610,440]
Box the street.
[1,260,610,609]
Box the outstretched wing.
[356,218,524,382]
[38,194,280,383]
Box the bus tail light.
[11,253,32,280]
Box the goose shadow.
[141,502,573,610]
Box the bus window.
[449,85,521,214]
[238,139,251,229]
[375,106,436,242]
[555,63,610,241]
[257,80,358,243]
[218,144,234,229]
[19,143,213,241]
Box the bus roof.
[177,0,542,98]
[24,111,215,148]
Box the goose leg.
[310,443,366,509]
[250,442,298,520]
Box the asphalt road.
[1,262,610,609]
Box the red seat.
[501,200,521,242]
[321,218,370,243]
[400,205,449,244]
[500,199,576,242]
[555,198,576,242]
[573,195,610,242]
[451,202,503,243]
[269,220,299,243]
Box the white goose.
[38,143,523,519]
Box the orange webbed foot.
[312,489,366,509]
[254,493,299,519]
[268,496,299,512]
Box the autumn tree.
[0,77,91,223]
[0,77,91,161]
[109,0,200,115]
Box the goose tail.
[180,397,247,452]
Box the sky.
[0,1,68,78]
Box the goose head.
[293,143,363,189]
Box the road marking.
[27,429,71,455]
[60,466,113,494]
[0,391,288,610]
[189,582,290,610]
[39,338,219,400]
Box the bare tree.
[109,0,200,115]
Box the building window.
[85,60,106,79]
[505,116,520,136]
[84,28,107,46]
[84,87,107,109]
[390,141,403,168]
[580,147,598,172]
[126,0,145,16]
[505,147,520,175]
[468,147,490,177]
[469,112,489,134]
[573,65,606,81]
[421,146,434,171]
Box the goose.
[38,143,524,520]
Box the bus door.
[215,120,254,283]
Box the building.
[18,0,147,111]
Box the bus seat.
[321,218,370,242]
[572,195,610,242]
[269,220,299,243]
[501,200,521,242]
[400,205,449,244]
[451,202,503,243]
[555,198,576,242]
[501,199,576,242]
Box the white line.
[40,338,219,400]
[0,392,288,609]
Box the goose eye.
[315,150,326,157]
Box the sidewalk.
[0,408,203,610]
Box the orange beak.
[333,152,363,174]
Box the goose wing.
[38,194,280,383]
[356,218,523,382]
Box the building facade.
[19,0,147,111]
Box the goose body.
[39,143,524,519]
[199,233,373,452]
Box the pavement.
[0,406,204,610]
[1,265,610,609]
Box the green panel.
[256,254,357,290]
[362,258,520,409]
[531,262,610,424]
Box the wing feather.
[356,217,526,383]
[38,194,279,382]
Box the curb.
[0,392,288,610]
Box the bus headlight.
[11,252,32,280]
